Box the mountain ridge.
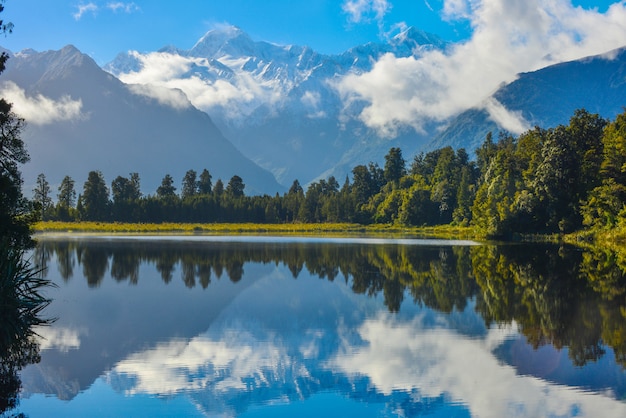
[428,45,626,153]
[103,25,448,185]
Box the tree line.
[32,108,626,237]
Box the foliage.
[0,242,54,416]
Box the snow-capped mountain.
[105,25,448,186]
[0,45,284,195]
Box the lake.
[7,235,626,417]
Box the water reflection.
[16,237,626,417]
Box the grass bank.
[34,221,483,241]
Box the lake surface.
[8,235,626,417]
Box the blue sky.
[0,0,619,65]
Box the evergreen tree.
[81,171,110,221]
[157,174,177,199]
[197,169,212,195]
[383,147,406,185]
[181,169,198,199]
[226,175,245,198]
[56,175,76,221]
[213,178,224,197]
[32,173,52,220]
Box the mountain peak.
[391,26,447,50]
[190,25,254,58]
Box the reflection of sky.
[17,240,626,417]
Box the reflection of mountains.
[25,237,626,413]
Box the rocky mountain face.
[0,45,284,195]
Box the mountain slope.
[0,46,284,195]
[429,47,626,153]
[105,26,447,186]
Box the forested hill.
[428,46,626,154]
[34,108,626,238]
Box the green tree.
[471,134,520,237]
[32,173,52,220]
[157,174,177,199]
[80,171,110,221]
[213,178,224,197]
[581,110,626,228]
[111,173,141,222]
[181,169,198,199]
[56,175,76,221]
[383,147,406,185]
[226,175,245,198]
[284,179,304,222]
[197,169,212,195]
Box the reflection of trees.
[77,245,109,288]
[471,244,626,367]
[38,238,626,366]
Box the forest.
[32,108,626,238]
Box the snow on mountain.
[0,45,284,195]
[105,26,448,186]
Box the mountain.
[429,47,626,153]
[105,26,447,186]
[0,45,284,195]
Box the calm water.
[8,235,626,417]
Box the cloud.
[336,0,626,136]
[0,82,85,125]
[301,91,327,118]
[106,2,140,13]
[116,51,275,118]
[73,2,139,20]
[127,84,191,110]
[342,0,391,24]
[483,97,530,134]
[73,2,98,20]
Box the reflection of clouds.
[34,326,84,352]
[113,329,310,396]
[329,313,626,418]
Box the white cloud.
[116,51,275,118]
[127,84,191,110]
[336,0,626,136]
[73,2,98,20]
[106,2,140,13]
[342,0,391,24]
[483,97,530,134]
[443,0,471,20]
[0,82,85,125]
